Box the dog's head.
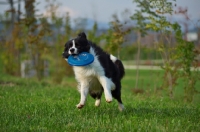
[62,32,90,59]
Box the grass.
[0,70,200,132]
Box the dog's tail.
[110,55,125,80]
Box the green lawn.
[0,70,200,131]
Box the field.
[0,70,200,132]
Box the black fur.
[62,32,125,110]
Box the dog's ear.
[62,42,70,58]
[78,32,87,39]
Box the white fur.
[73,47,116,108]
[68,40,78,55]
[110,54,117,62]
[95,99,101,107]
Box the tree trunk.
[135,31,141,89]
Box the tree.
[131,0,200,101]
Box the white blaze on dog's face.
[62,32,90,59]
[68,40,78,55]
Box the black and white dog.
[62,32,125,111]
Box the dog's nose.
[70,48,75,53]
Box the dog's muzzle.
[68,48,78,55]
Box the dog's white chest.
[73,58,105,92]
[73,57,104,79]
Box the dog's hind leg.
[117,97,125,111]
[95,93,102,107]
[95,99,101,107]
[112,88,125,111]
[89,91,103,107]
[115,95,125,111]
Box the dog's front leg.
[98,76,113,103]
[77,82,89,109]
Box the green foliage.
[173,23,200,102]
[131,0,200,101]
[0,0,75,82]
[103,14,131,57]
[0,0,199,102]
[120,45,162,60]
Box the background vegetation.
[0,0,200,131]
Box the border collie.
[62,32,125,111]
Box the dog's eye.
[69,43,73,47]
[75,43,80,47]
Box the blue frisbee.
[67,52,94,66]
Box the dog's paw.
[118,103,125,112]
[95,99,101,107]
[105,97,112,103]
[76,103,84,109]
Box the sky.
[0,0,199,29]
